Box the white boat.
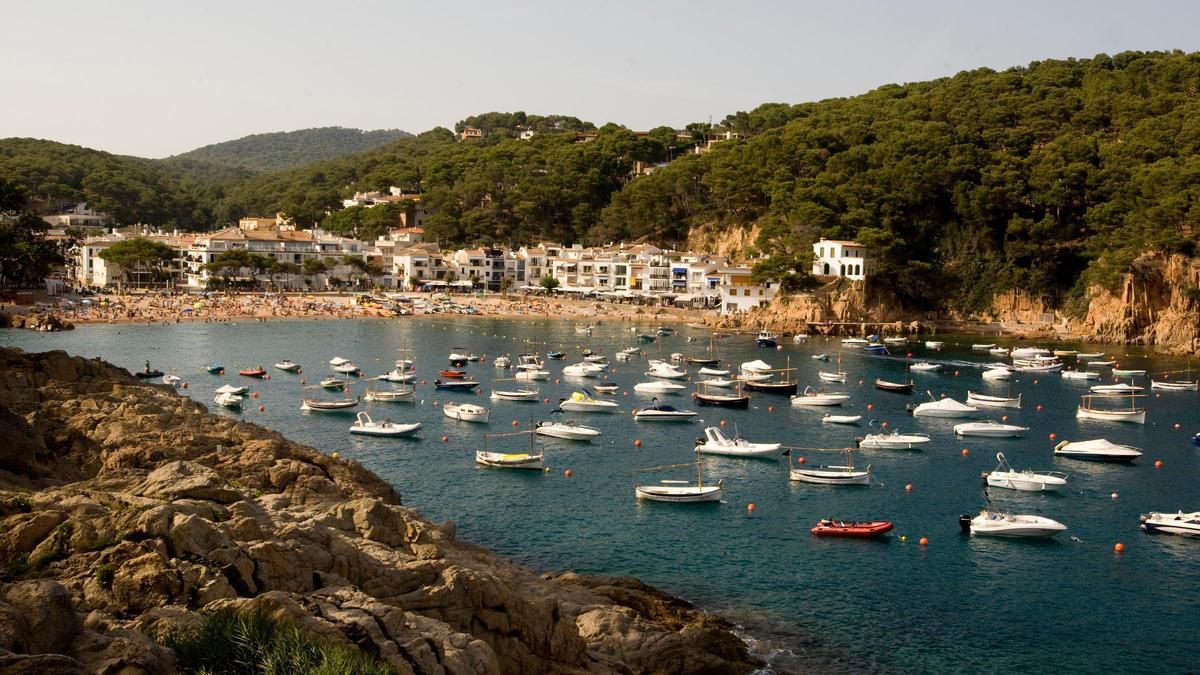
[818,370,847,383]
[857,430,931,450]
[274,360,301,372]
[634,381,686,394]
[443,402,490,423]
[329,357,361,374]
[910,362,942,372]
[584,354,609,365]
[475,450,544,470]
[617,347,641,357]
[1111,368,1147,377]
[1061,370,1099,380]
[698,366,730,376]
[1140,511,1200,537]
[911,396,977,418]
[792,333,809,343]
[789,448,870,485]
[962,510,1067,538]
[1085,360,1115,368]
[791,387,849,406]
[1077,352,1106,359]
[983,452,1067,492]
[966,391,1021,409]
[971,343,996,351]
[740,359,772,373]
[535,420,601,441]
[1011,347,1052,359]
[884,337,908,346]
[163,374,183,387]
[1076,394,1145,424]
[558,389,620,413]
[953,420,1029,437]
[349,412,421,437]
[633,399,698,421]
[841,338,869,346]
[448,349,470,362]
[1053,350,1078,357]
[811,353,829,361]
[563,363,599,378]
[319,377,349,389]
[1013,360,1063,373]
[593,384,619,393]
[1053,438,1142,462]
[493,356,511,369]
[214,392,243,409]
[300,396,360,412]
[698,378,737,388]
[215,384,249,396]
[822,414,862,425]
[364,387,415,403]
[925,341,945,350]
[737,373,773,383]
[988,347,1009,357]
[646,363,688,380]
[514,367,551,381]
[982,368,1012,381]
[694,427,780,457]
[380,368,416,383]
[1151,379,1198,391]
[490,387,540,402]
[635,454,723,503]
[1090,383,1144,394]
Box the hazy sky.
[4,0,1199,158]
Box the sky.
[3,0,1199,158]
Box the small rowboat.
[966,391,1021,409]
[818,370,847,383]
[443,402,489,423]
[593,384,619,394]
[439,369,467,379]
[364,387,414,403]
[1151,380,1198,391]
[476,450,544,469]
[239,367,267,378]
[810,519,894,538]
[822,415,862,425]
[300,396,360,412]
[1111,368,1146,377]
[909,362,941,372]
[875,379,913,394]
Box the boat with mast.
[684,333,723,366]
[789,447,871,485]
[818,355,847,383]
[1076,391,1146,424]
[490,377,540,402]
[741,357,799,394]
[1151,361,1199,391]
[300,383,360,412]
[475,430,545,469]
[693,380,750,408]
[635,451,723,503]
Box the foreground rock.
[0,310,74,332]
[0,348,760,674]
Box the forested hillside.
[163,126,411,173]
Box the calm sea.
[4,318,1198,673]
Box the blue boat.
[755,331,778,348]
[206,364,224,374]
[435,379,480,391]
[862,343,889,355]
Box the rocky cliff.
[0,348,760,674]
[1079,253,1200,356]
[709,279,919,335]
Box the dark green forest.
[3,51,1199,311]
[163,126,412,173]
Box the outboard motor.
[905,403,917,416]
[958,515,972,533]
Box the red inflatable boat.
[810,519,894,537]
[439,369,467,379]
[239,367,267,378]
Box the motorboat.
[206,364,225,374]
[856,430,931,450]
[380,368,415,383]
[439,369,467,379]
[789,449,870,485]
[634,381,686,394]
[884,336,908,346]
[740,359,772,375]
[656,325,674,337]
[349,412,421,437]
[1076,394,1145,424]
[910,396,977,418]
[693,382,750,408]
[694,427,780,457]
[635,454,723,503]
[447,348,469,365]
[822,414,862,425]
[514,367,551,381]
[810,519,894,538]
[617,347,641,357]
[646,362,688,380]
[1053,350,1078,357]
[546,351,566,360]
[1085,360,1116,368]
[737,373,773,383]
[755,331,778,348]
[443,402,490,423]
[1013,360,1063,373]
[364,386,415,403]
[633,399,698,421]
[818,370,847,383]
[961,510,1067,538]
[791,387,849,406]
[910,362,942,372]
[163,374,182,387]
[239,367,267,378]
[983,452,1067,492]
[966,391,1022,409]
[925,341,945,350]
[811,354,830,361]
[982,368,1012,381]
[593,384,619,393]
[636,333,657,343]
[862,343,889,355]
[535,419,602,441]
[135,364,165,379]
[953,420,1029,438]
[434,379,480,391]
[1140,511,1200,537]
[559,389,620,413]
[575,323,594,335]
[1053,438,1142,462]
[274,360,301,373]
[841,337,868,346]
[584,354,610,365]
[329,357,360,374]
[989,347,1010,357]
[319,377,348,390]
[564,363,600,378]
[213,392,243,409]
[1011,347,1052,359]
[875,379,914,394]
[215,384,249,396]
[1111,368,1147,377]
[1151,379,1199,391]
[971,343,996,351]
[698,378,738,388]
[698,366,730,376]
[1077,352,1106,359]
[493,356,511,369]
[490,386,540,402]
[1090,383,1144,394]
[1061,370,1099,380]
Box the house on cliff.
[812,238,869,280]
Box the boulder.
[6,510,66,553]
[136,461,243,503]
[3,580,81,655]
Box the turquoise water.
[4,318,1199,673]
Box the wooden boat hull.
[966,392,1021,409]
[475,451,543,469]
[695,395,750,408]
[818,371,846,383]
[1075,407,1146,424]
[635,485,722,502]
[301,398,360,412]
[874,380,913,393]
[743,381,797,395]
[789,468,871,485]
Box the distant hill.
[163,127,412,173]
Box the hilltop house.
[812,238,869,280]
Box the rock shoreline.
[0,348,762,674]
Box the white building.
[812,238,868,280]
[42,203,109,231]
[717,266,777,315]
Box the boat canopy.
[741,359,772,372]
